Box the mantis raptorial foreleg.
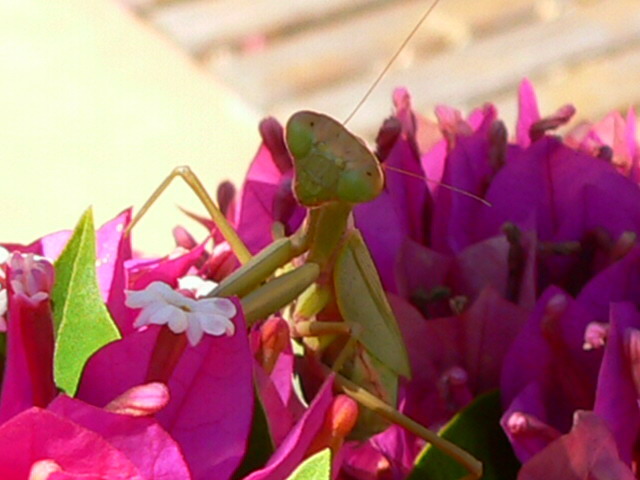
[125,166,252,264]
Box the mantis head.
[286,111,384,207]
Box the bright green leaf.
[52,207,121,395]
[285,448,331,480]
[407,390,520,480]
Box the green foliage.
[51,207,121,395]
[408,391,520,480]
[285,449,331,480]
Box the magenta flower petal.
[243,376,334,480]
[95,209,131,300]
[96,210,133,334]
[355,136,425,293]
[235,118,305,254]
[477,137,640,246]
[253,362,296,447]
[391,288,527,428]
[0,407,143,479]
[501,382,562,461]
[517,411,635,480]
[451,229,537,308]
[156,327,253,479]
[48,395,191,479]
[37,230,73,259]
[501,287,601,436]
[128,244,206,291]
[593,303,640,465]
[429,108,496,253]
[80,302,253,480]
[516,79,541,148]
[577,247,640,317]
[395,239,452,318]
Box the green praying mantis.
[126,1,483,478]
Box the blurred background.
[2,0,640,253]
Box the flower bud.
[505,411,561,442]
[105,382,170,416]
[28,459,61,480]
[583,322,609,350]
[440,366,473,411]
[307,394,359,458]
[257,316,290,374]
[624,328,640,397]
[610,231,636,262]
[173,225,197,250]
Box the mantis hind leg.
[331,368,483,480]
[125,166,252,264]
[296,326,483,479]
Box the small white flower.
[178,275,218,298]
[125,281,236,346]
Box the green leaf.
[407,390,520,480]
[52,207,121,395]
[285,448,331,480]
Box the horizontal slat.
[271,0,639,138]
[487,45,640,134]
[207,0,539,108]
[148,0,391,54]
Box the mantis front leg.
[125,166,252,264]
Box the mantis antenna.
[384,164,492,206]
[343,0,442,126]
[342,0,492,208]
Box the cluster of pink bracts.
[0,79,639,479]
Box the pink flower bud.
[583,322,609,350]
[624,328,640,397]
[257,316,290,374]
[307,394,359,458]
[28,459,61,480]
[105,382,170,416]
[505,411,561,442]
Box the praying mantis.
[127,1,483,478]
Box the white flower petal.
[133,302,165,328]
[198,313,235,336]
[149,304,180,327]
[186,319,204,346]
[127,281,236,345]
[126,285,163,308]
[196,297,237,317]
[149,282,187,304]
[167,309,189,333]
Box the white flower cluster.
[125,278,236,346]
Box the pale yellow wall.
[0,0,261,254]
